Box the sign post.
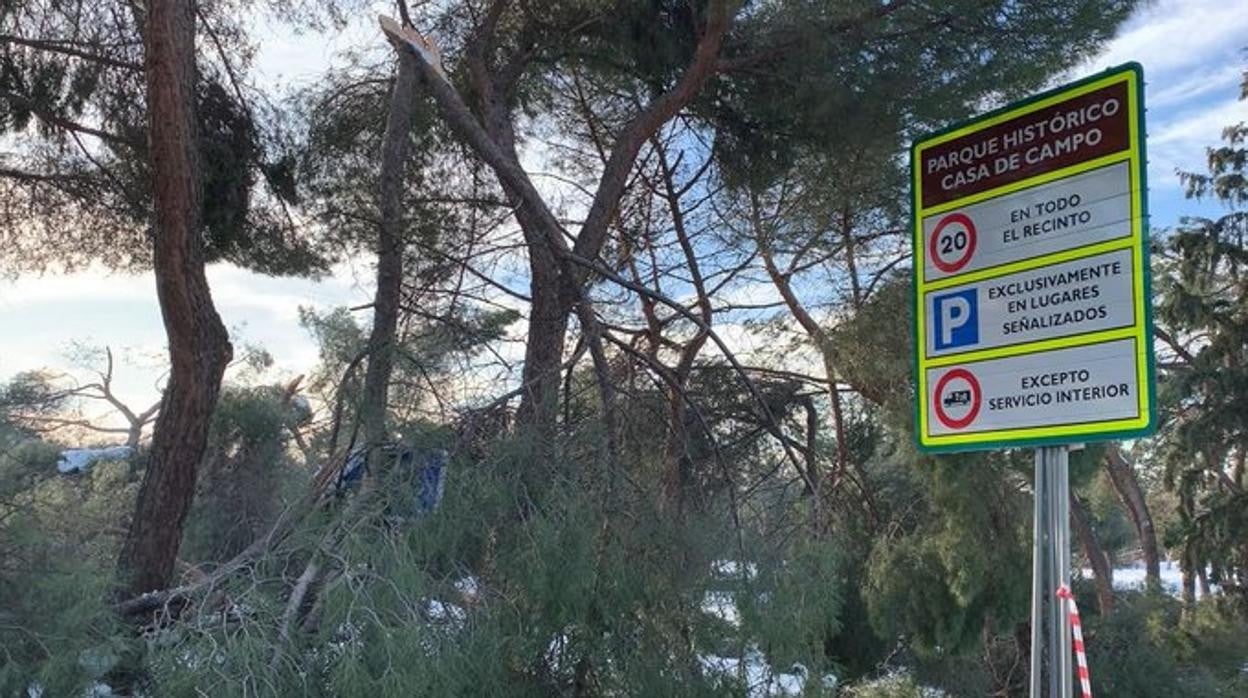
[911,64,1153,697]
[1032,444,1073,698]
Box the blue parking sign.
[932,289,979,350]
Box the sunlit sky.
[1,0,1246,431]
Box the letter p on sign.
[933,289,979,350]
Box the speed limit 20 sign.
[928,213,976,273]
[911,64,1156,452]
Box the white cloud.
[248,8,385,92]
[206,262,370,324]
[1151,99,1246,148]
[1148,97,1247,177]
[1070,0,1248,225]
[0,261,373,423]
[1147,63,1244,110]
[1084,0,1248,76]
[0,268,153,309]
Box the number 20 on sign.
[911,64,1156,452]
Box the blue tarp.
[335,443,446,515]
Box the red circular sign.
[928,212,977,273]
[932,367,982,430]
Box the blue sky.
[0,0,1245,426]
[1074,0,1248,226]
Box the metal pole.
[1030,448,1045,698]
[1046,448,1061,698]
[1031,446,1073,698]
[1055,447,1073,698]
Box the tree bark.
[1180,543,1197,610]
[1070,492,1114,614]
[1103,447,1161,588]
[117,0,233,595]
[360,50,420,449]
[754,207,850,506]
[512,244,572,443]
[653,140,713,514]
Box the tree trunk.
[514,243,571,443]
[798,394,831,534]
[1070,492,1114,614]
[822,353,850,489]
[360,51,420,449]
[1103,447,1161,588]
[661,385,691,511]
[125,423,143,452]
[755,226,884,529]
[1180,543,1197,610]
[117,0,232,595]
[1197,567,1212,598]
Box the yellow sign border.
[913,65,1152,451]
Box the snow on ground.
[56,446,132,473]
[702,590,741,626]
[453,575,480,601]
[699,648,835,697]
[699,564,837,696]
[711,560,758,580]
[544,632,573,675]
[26,682,121,698]
[855,671,950,697]
[1082,559,1218,598]
[422,598,467,625]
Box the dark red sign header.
[919,81,1129,208]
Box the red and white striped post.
[1056,585,1092,698]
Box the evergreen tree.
[0,0,325,275]
[1154,67,1248,613]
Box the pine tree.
[1154,67,1248,613]
[0,0,325,275]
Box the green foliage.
[0,371,68,421]
[181,384,307,563]
[0,437,136,696]
[865,535,965,652]
[865,453,1030,655]
[0,435,61,502]
[827,276,915,422]
[1065,444,1136,565]
[1087,482,1136,566]
[1152,68,1248,613]
[0,0,329,275]
[297,59,451,255]
[841,671,945,698]
[144,434,717,695]
[297,302,520,453]
[738,540,845,676]
[0,540,129,697]
[124,417,871,696]
[1084,592,1248,697]
[710,0,1139,187]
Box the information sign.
[913,64,1154,451]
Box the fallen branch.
[114,500,302,617]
